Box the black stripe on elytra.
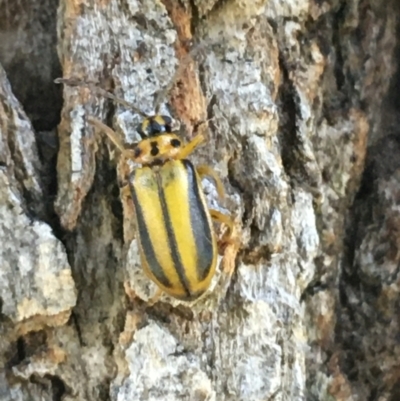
[129,172,172,289]
[183,160,214,282]
[156,167,192,298]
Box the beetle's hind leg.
[147,288,163,306]
[210,210,240,291]
[197,165,236,246]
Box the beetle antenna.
[54,77,148,118]
[154,41,206,114]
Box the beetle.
[88,114,233,301]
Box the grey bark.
[0,0,399,400]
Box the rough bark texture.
[0,0,399,400]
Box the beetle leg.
[147,288,163,306]
[213,214,240,298]
[209,209,234,239]
[196,165,225,201]
[119,182,130,197]
[88,116,135,160]
[177,134,205,159]
[220,232,240,284]
[211,210,240,283]
[211,210,237,257]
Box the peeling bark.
[0,0,399,400]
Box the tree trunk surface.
[0,0,399,400]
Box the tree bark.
[0,0,399,400]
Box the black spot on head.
[161,115,173,132]
[134,147,142,158]
[170,138,181,148]
[151,121,164,135]
[149,116,173,136]
[137,115,174,138]
[150,141,159,156]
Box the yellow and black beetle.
[88,114,233,301]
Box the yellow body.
[87,115,233,301]
[130,159,218,300]
[56,78,237,302]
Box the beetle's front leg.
[177,134,205,159]
[88,116,136,160]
